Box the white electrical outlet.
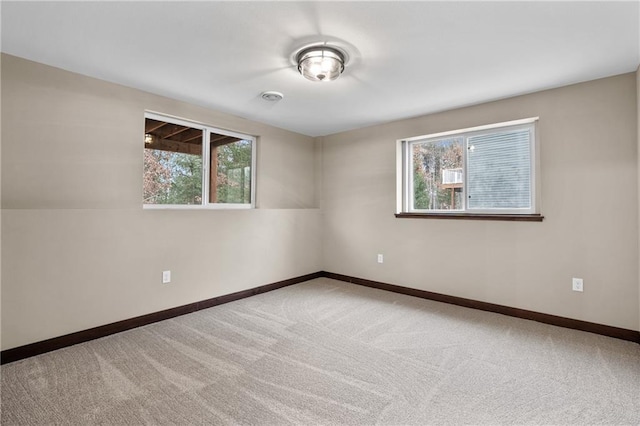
[572,277,583,292]
[162,270,171,284]
[377,254,384,263]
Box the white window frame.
[397,117,539,215]
[143,111,257,210]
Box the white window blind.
[467,128,532,210]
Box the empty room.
[1,1,639,424]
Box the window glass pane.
[143,118,203,205]
[209,134,252,204]
[467,128,531,209]
[412,137,464,210]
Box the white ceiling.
[2,1,639,137]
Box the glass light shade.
[297,46,345,82]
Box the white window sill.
[143,204,253,210]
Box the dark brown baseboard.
[323,271,640,344]
[0,271,323,365]
[3,270,638,364]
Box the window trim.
[397,117,540,217]
[143,111,256,210]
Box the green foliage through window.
[143,149,203,204]
[412,138,463,210]
[214,139,252,204]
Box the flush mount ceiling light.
[296,45,346,82]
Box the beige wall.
[638,65,640,333]
[321,73,639,331]
[0,53,3,350]
[1,55,321,350]
[2,53,639,352]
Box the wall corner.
[637,64,640,332]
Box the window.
[143,112,255,208]
[397,118,539,218]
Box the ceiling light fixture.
[296,45,346,82]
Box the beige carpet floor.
[1,277,639,425]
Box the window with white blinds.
[399,118,537,215]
